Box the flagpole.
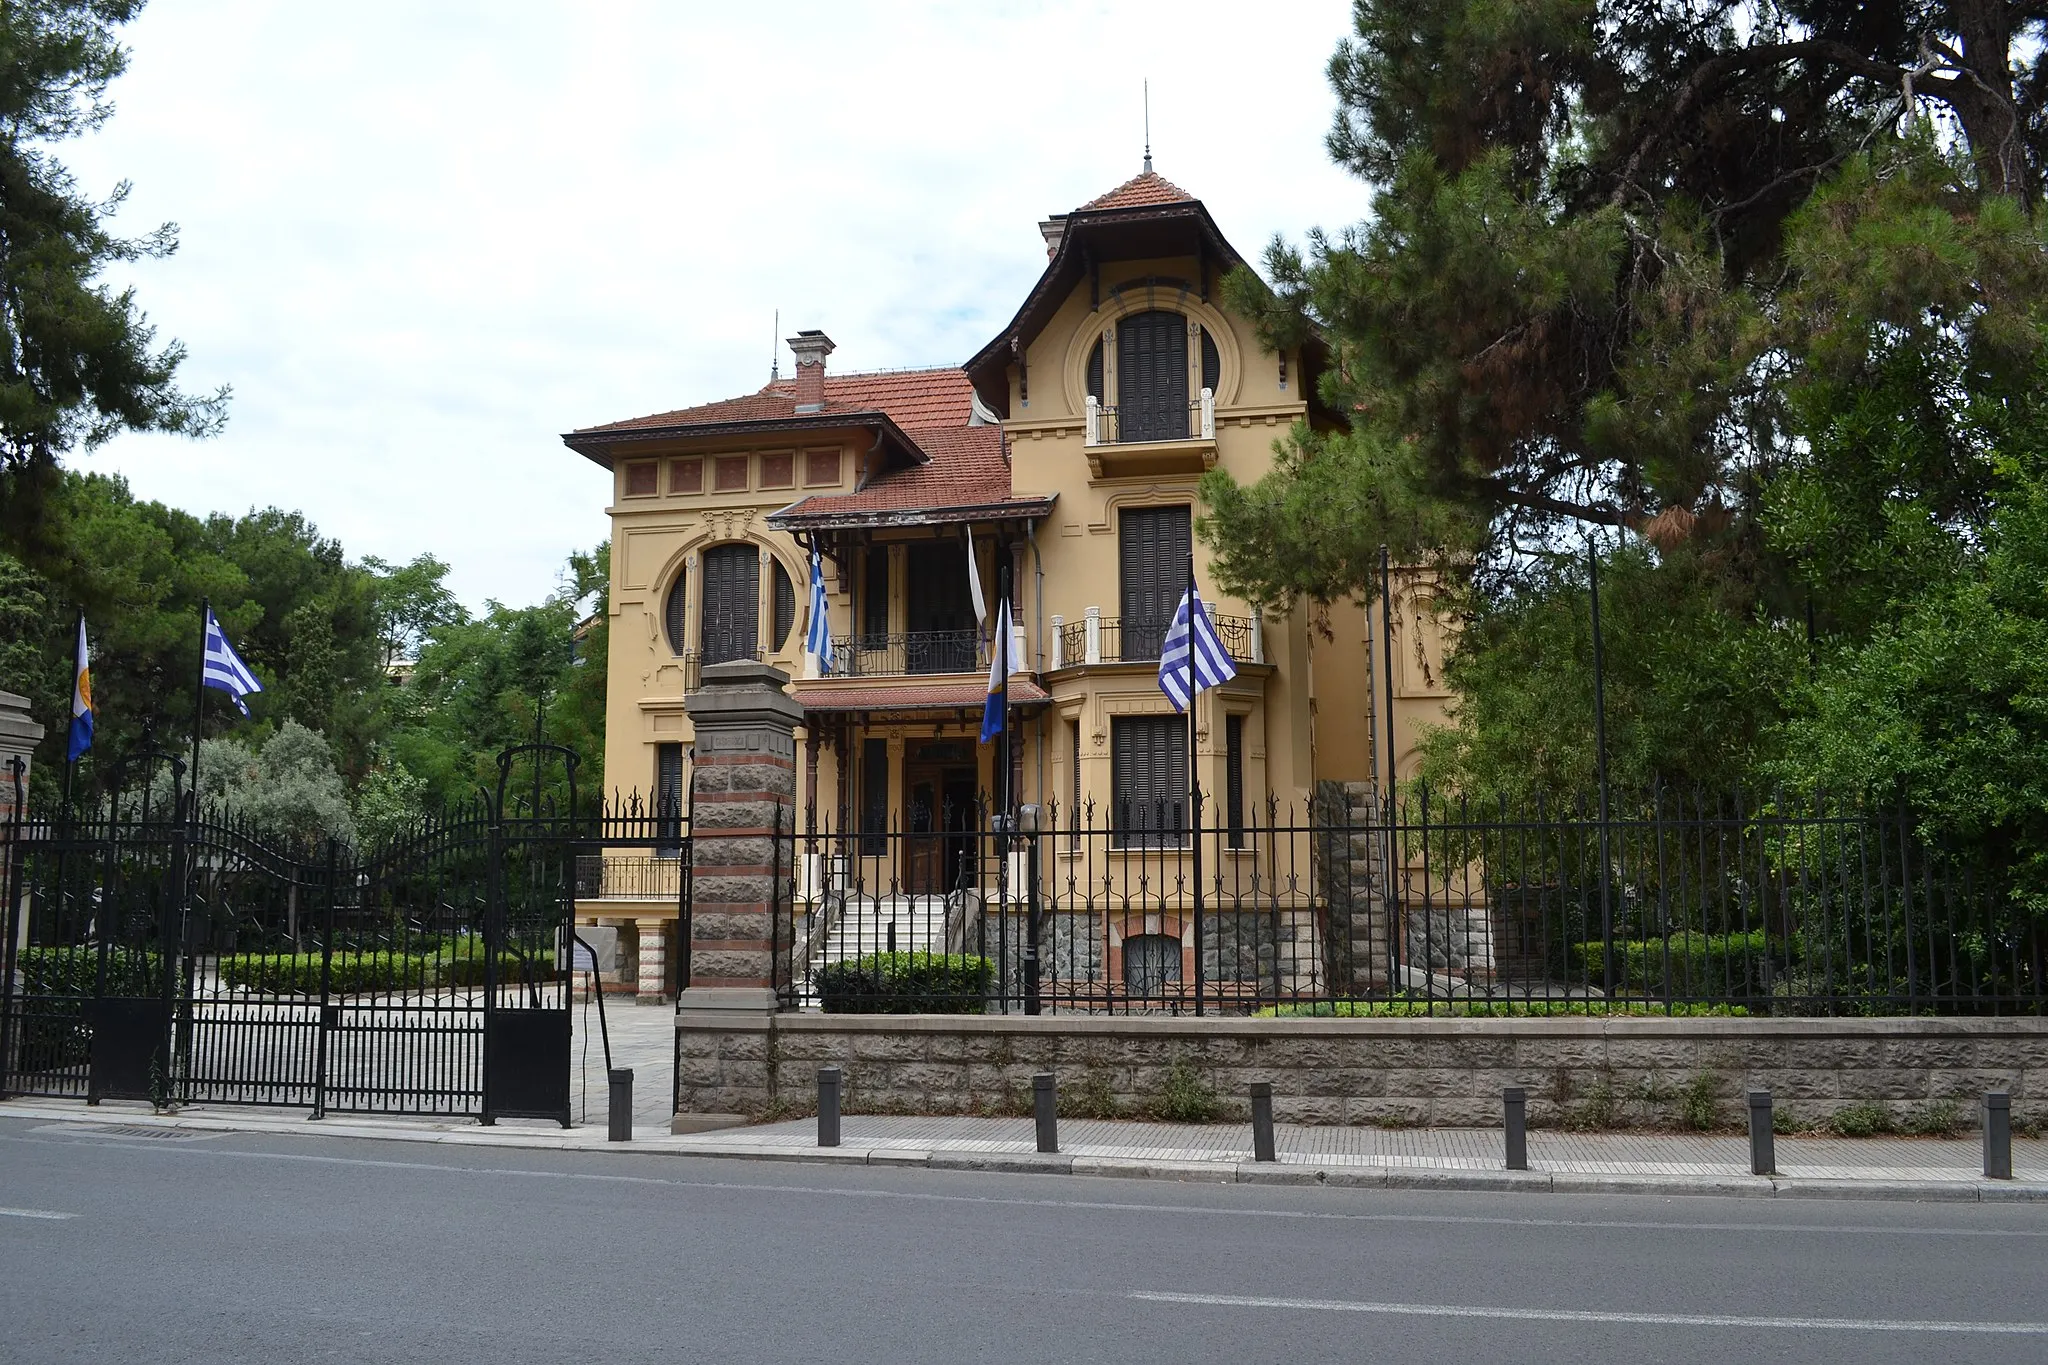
[62,608,81,828]
[189,599,208,823]
[1187,551,1203,1017]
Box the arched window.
[700,543,760,665]
[1201,328,1220,394]
[663,567,688,655]
[1123,934,1182,998]
[771,559,796,652]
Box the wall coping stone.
[769,1013,2048,1040]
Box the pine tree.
[0,0,227,556]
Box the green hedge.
[815,952,993,1014]
[1570,930,1771,1000]
[1259,1000,1749,1018]
[18,946,159,997]
[218,949,551,995]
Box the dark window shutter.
[772,560,796,651]
[656,743,684,851]
[664,569,688,655]
[1225,714,1245,848]
[1113,715,1186,848]
[1119,505,1191,659]
[862,546,890,638]
[1117,310,1188,441]
[700,544,760,664]
[859,737,889,855]
[1087,339,1103,402]
[1201,329,1220,395]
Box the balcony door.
[700,543,759,665]
[1119,504,1191,661]
[1117,310,1188,442]
[904,540,977,674]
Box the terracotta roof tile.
[771,425,1030,521]
[1077,169,1195,212]
[576,366,973,436]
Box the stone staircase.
[795,893,965,1007]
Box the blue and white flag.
[1157,586,1237,713]
[804,548,836,676]
[979,597,1023,743]
[66,616,93,761]
[202,608,264,716]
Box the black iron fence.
[782,788,2046,1017]
[0,747,691,1118]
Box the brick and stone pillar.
[673,660,802,1131]
[0,691,45,827]
[635,917,668,1003]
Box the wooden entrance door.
[906,746,978,895]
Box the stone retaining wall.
[675,1013,2047,1131]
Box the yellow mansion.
[562,166,1452,1003]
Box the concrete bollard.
[818,1066,842,1148]
[607,1069,633,1142]
[1503,1087,1528,1171]
[1250,1082,1276,1162]
[1984,1092,2013,1180]
[1034,1072,1059,1153]
[1748,1090,1776,1175]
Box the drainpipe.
[1029,520,1046,806]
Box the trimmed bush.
[1570,930,1771,999]
[18,946,158,998]
[815,952,993,1014]
[218,948,547,995]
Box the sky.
[65,0,1371,610]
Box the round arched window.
[663,568,688,655]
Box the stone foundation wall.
[675,1013,2047,1130]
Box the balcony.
[678,642,764,691]
[830,629,985,677]
[1051,611,1260,669]
[1083,389,1217,479]
[575,855,683,901]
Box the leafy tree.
[1207,3,2048,601]
[171,721,354,847]
[0,0,228,557]
[363,553,466,669]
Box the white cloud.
[65,0,1368,608]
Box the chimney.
[1038,215,1067,258]
[787,329,834,412]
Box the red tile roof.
[1077,169,1195,212]
[792,678,1051,712]
[575,366,974,436]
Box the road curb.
[7,1100,2045,1203]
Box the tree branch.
[1469,476,1632,528]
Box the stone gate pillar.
[673,660,802,1131]
[0,691,45,827]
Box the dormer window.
[1087,311,1221,444]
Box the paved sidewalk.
[4,1096,2043,1203]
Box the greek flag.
[202,608,264,716]
[979,597,1022,743]
[804,548,835,675]
[1157,586,1237,713]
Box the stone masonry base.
[674,1014,2046,1131]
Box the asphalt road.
[1,1116,2045,1365]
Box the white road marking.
[1130,1290,2048,1335]
[0,1207,76,1220]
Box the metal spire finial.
[769,308,779,382]
[1143,79,1152,173]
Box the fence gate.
[0,745,582,1124]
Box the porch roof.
[793,677,1050,713]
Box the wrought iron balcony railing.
[828,629,984,677]
[574,854,684,900]
[1054,611,1258,668]
[1084,387,1216,446]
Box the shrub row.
[1569,930,1771,999]
[815,952,993,1014]
[218,950,547,995]
[1260,999,1749,1018]
[18,947,159,997]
